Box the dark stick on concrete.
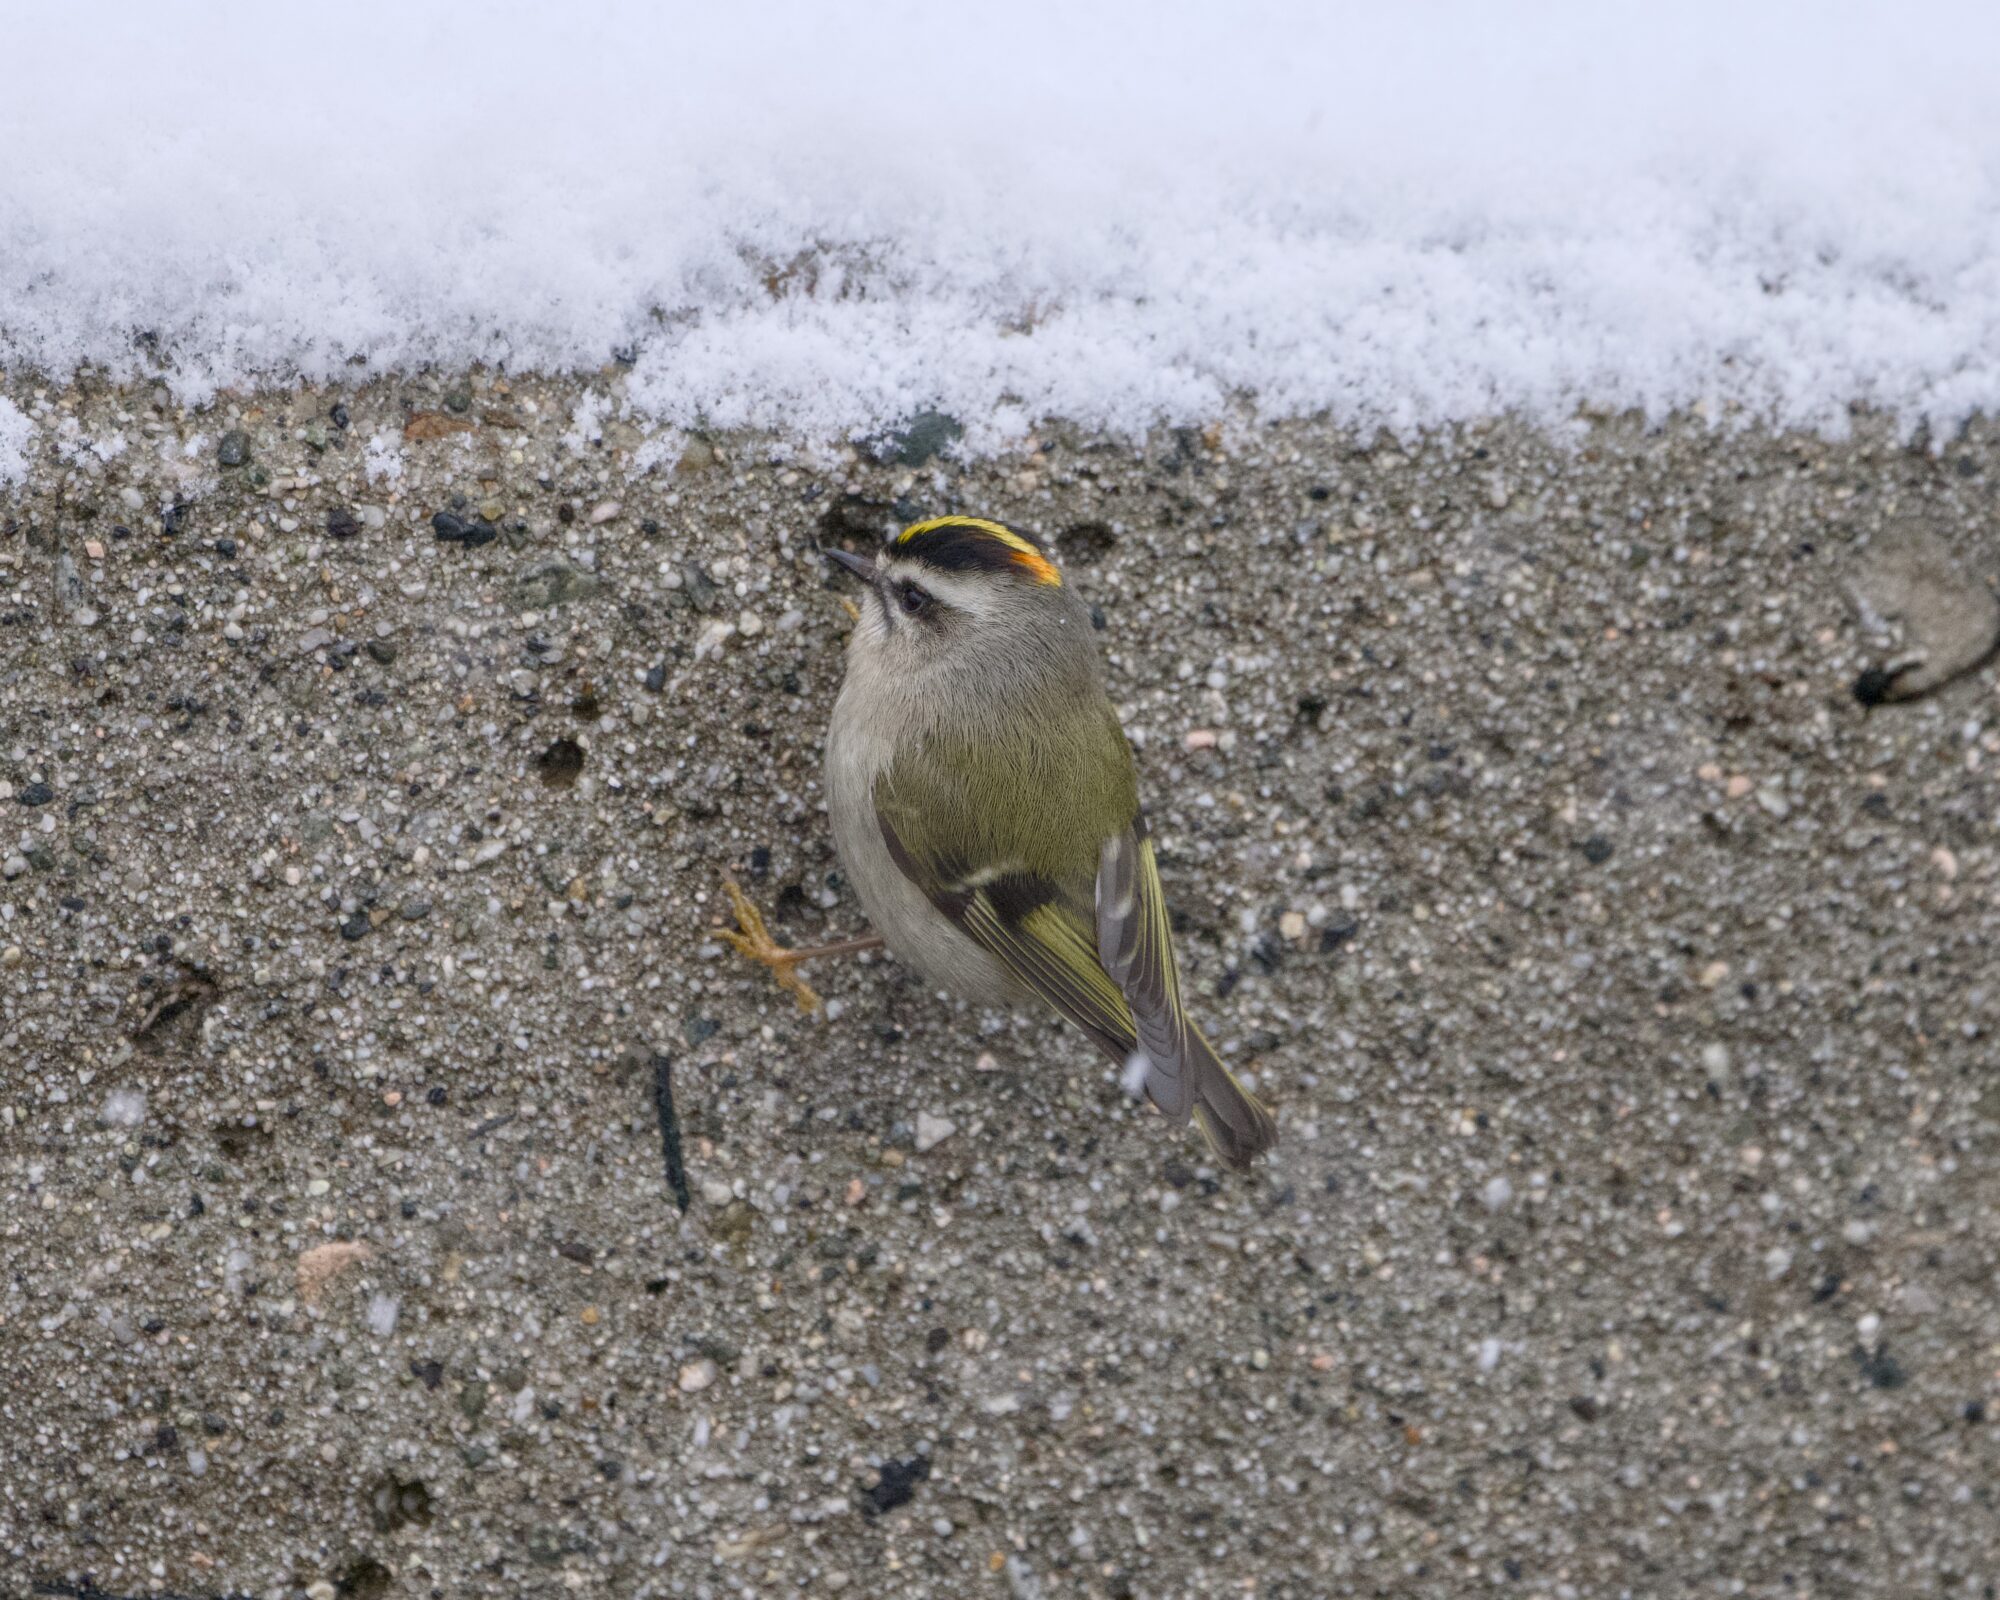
[651,1052,690,1214]
[35,1579,255,1600]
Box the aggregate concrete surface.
[2,374,1998,1600]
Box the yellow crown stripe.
[896,516,1062,587]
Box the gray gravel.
[3,374,1999,1599]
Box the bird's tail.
[1186,1024,1279,1169]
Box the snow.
[97,1088,148,1128]
[3,1,1999,453]
[0,398,31,486]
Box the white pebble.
[679,1358,718,1393]
[915,1111,957,1152]
[694,619,735,660]
[1477,1337,1503,1372]
[1481,1175,1512,1212]
[365,1294,400,1337]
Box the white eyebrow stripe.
[876,559,1007,618]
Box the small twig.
[651,1053,691,1214]
[466,1111,517,1140]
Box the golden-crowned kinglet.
[729,514,1277,1168]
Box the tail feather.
[1185,1025,1279,1169]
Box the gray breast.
[825,678,1021,1005]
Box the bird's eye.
[899,581,932,615]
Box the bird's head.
[826,516,1084,679]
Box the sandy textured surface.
[3,375,1999,1599]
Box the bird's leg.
[718,876,884,1013]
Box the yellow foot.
[719,876,824,1013]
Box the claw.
[719,876,823,1013]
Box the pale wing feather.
[1095,825,1197,1121]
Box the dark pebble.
[1318,916,1359,952]
[330,403,350,430]
[326,507,361,540]
[1853,666,1896,707]
[682,563,719,610]
[19,782,54,807]
[432,511,498,548]
[365,639,398,665]
[643,663,667,693]
[1578,835,1615,865]
[217,430,250,468]
[891,410,962,466]
[863,1455,930,1515]
[683,1016,719,1046]
[409,1359,444,1390]
[1855,1344,1907,1389]
[339,913,371,942]
[214,537,238,559]
[399,899,432,921]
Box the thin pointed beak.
[823,546,878,583]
